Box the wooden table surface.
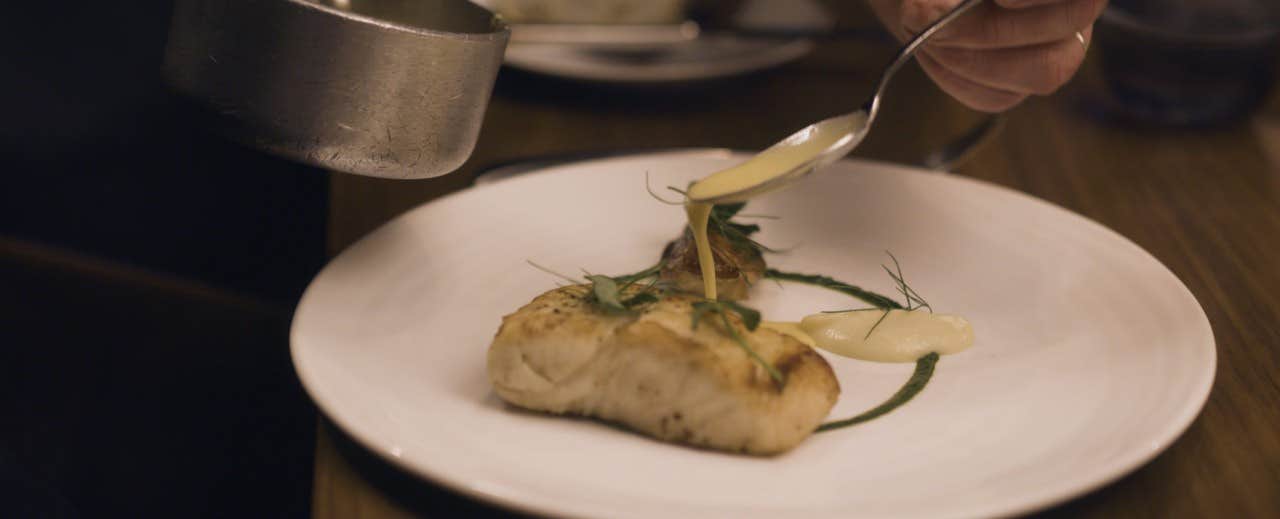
[310,12,1280,518]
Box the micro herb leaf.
[586,262,667,314]
[530,258,666,315]
[644,171,683,206]
[690,301,718,330]
[708,205,774,250]
[586,274,628,313]
[621,292,659,308]
[727,221,762,236]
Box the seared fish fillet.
[660,227,766,301]
[487,285,839,455]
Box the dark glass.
[1095,0,1280,126]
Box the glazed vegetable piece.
[659,203,768,301]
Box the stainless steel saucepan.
[164,0,509,179]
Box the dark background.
[2,1,326,516]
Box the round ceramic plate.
[502,36,814,83]
[292,150,1215,518]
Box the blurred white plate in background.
[502,36,815,84]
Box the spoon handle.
[863,0,986,118]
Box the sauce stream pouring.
[686,0,986,206]
[683,0,985,303]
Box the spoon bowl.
[687,0,985,204]
[686,112,866,204]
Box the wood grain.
[313,13,1280,519]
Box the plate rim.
[291,149,1216,518]
[501,37,815,83]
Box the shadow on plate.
[320,419,533,518]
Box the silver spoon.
[687,0,985,204]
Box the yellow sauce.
[685,113,866,300]
[685,202,717,300]
[799,310,973,363]
[686,114,864,203]
[681,111,972,364]
[760,321,817,348]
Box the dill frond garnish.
[613,262,663,285]
[708,202,789,255]
[691,300,784,388]
[763,269,903,310]
[767,253,932,339]
[652,183,782,258]
[526,260,580,285]
[815,352,939,432]
[865,308,896,338]
[644,172,683,206]
[764,253,931,312]
[883,252,931,312]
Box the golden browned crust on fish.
[487,285,839,455]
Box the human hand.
[867,0,1108,112]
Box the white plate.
[502,36,814,84]
[292,150,1215,518]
